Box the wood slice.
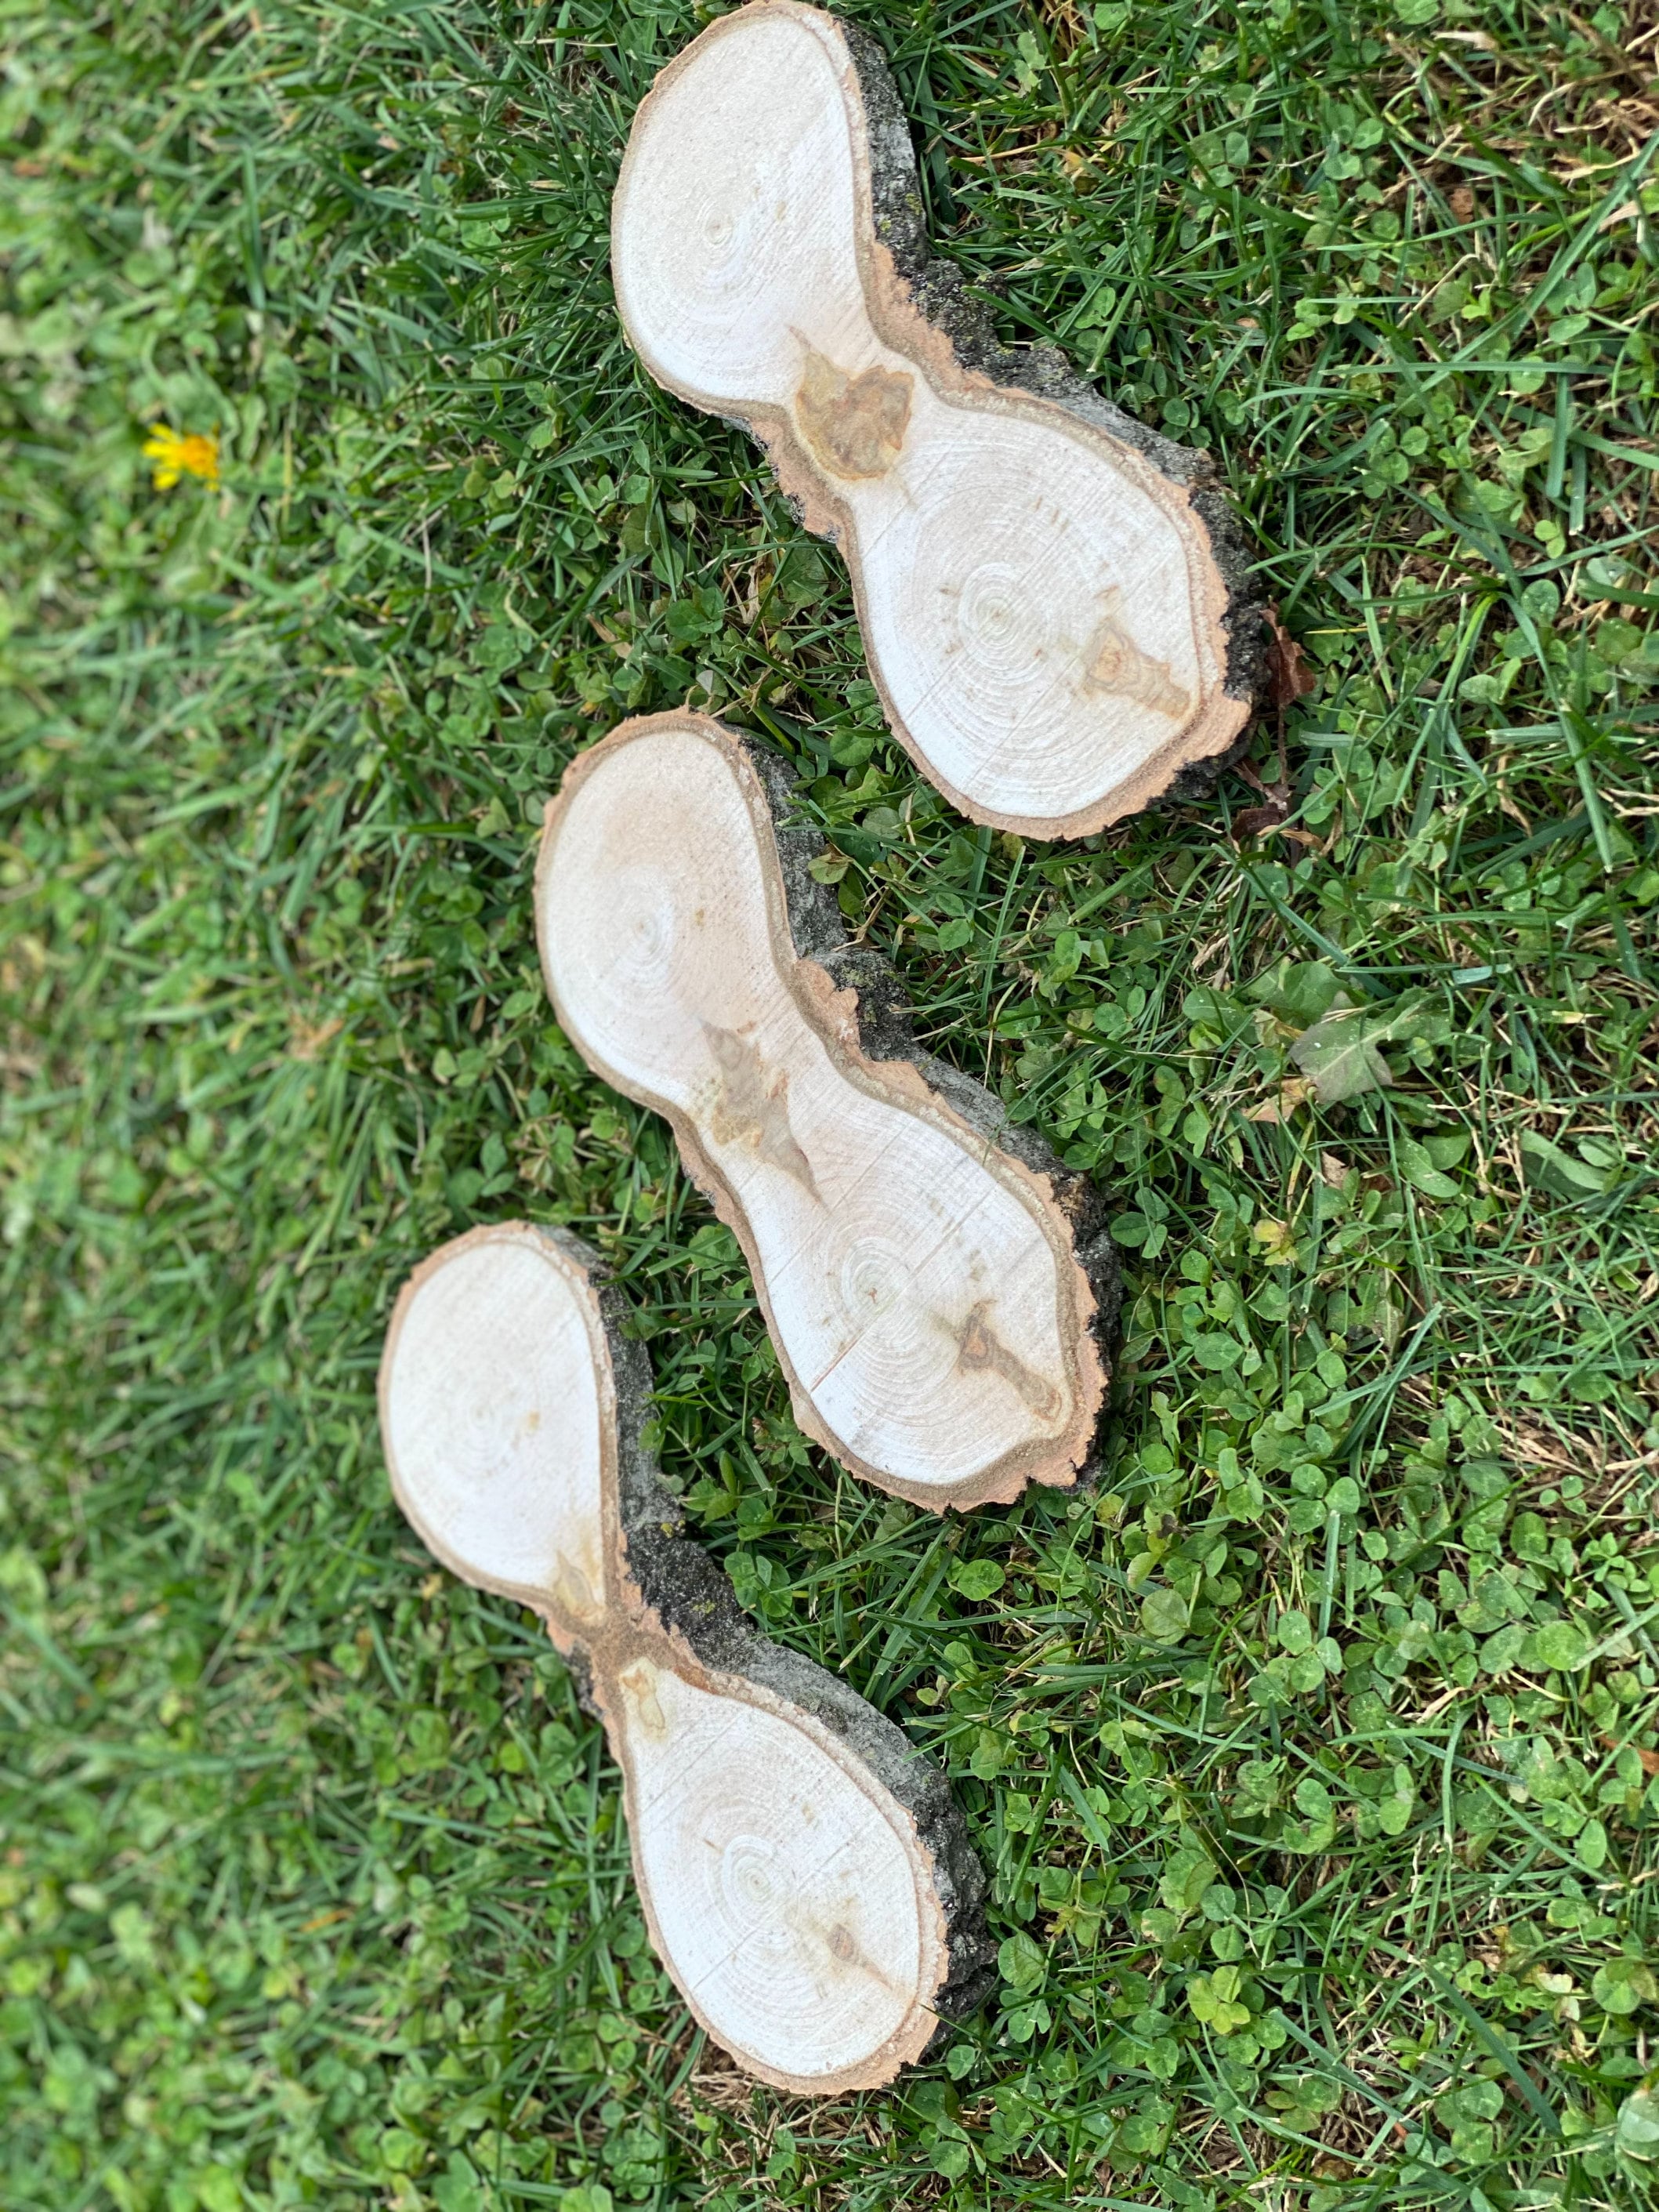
[610,0,1272,838]
[379,1220,994,2095]
[537,712,1118,1513]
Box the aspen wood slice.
[610,0,1272,838]
[379,1221,993,2094]
[537,713,1117,1513]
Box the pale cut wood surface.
[610,0,1270,838]
[379,1221,993,2094]
[536,713,1117,1513]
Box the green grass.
[4,0,1659,2204]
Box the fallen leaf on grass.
[1233,795,1291,843]
[1230,758,1306,847]
[1251,958,1342,1028]
[1285,988,1454,1105]
[1246,1078,1312,1122]
[1265,606,1318,709]
[1230,738,1293,847]
[1229,633,1319,843]
[1290,997,1396,1104]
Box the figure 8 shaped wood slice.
[611,0,1273,839]
[379,1221,994,2094]
[537,713,1120,1514]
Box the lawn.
[4,0,1659,2205]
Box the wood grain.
[611,0,1272,837]
[379,1221,994,2094]
[536,712,1118,1512]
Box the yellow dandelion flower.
[143,424,220,491]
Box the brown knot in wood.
[793,339,912,480]
[1085,588,1192,721]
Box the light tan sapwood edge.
[539,716,1123,1513]
[378,1220,994,2094]
[610,0,1271,838]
